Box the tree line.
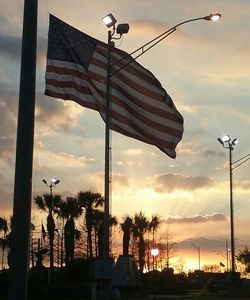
[1,191,250,276]
[0,190,164,276]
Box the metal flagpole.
[8,1,37,299]
[104,29,113,259]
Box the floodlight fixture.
[51,178,60,185]
[217,138,224,145]
[204,13,221,21]
[232,138,238,145]
[222,135,230,142]
[116,23,130,35]
[102,13,117,28]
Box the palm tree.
[77,191,104,258]
[148,214,161,270]
[120,215,133,256]
[58,197,82,266]
[0,217,8,269]
[34,193,62,280]
[92,210,117,257]
[133,212,149,273]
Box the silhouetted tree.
[237,246,250,273]
[93,210,117,257]
[77,191,104,258]
[0,217,8,269]
[163,229,177,269]
[133,212,149,273]
[58,197,82,266]
[148,214,161,270]
[34,193,62,280]
[120,215,134,256]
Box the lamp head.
[116,23,130,34]
[102,13,117,28]
[204,13,221,21]
[221,135,230,142]
[232,138,238,146]
[217,138,224,145]
[51,178,60,185]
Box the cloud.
[0,34,21,60]
[201,149,226,159]
[131,19,171,35]
[35,92,84,135]
[151,173,216,193]
[112,173,129,188]
[165,213,227,224]
[235,180,250,191]
[124,148,144,156]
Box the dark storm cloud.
[178,237,227,251]
[165,213,227,224]
[0,85,18,165]
[0,34,21,60]
[152,173,216,193]
[0,33,46,63]
[201,149,226,159]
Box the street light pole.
[102,11,221,259]
[229,142,235,275]
[217,135,238,278]
[42,178,60,282]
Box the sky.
[0,0,250,271]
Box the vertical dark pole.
[8,1,37,299]
[49,184,54,283]
[198,247,201,270]
[229,146,235,279]
[226,238,229,272]
[104,30,112,259]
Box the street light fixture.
[204,13,221,21]
[102,13,117,28]
[217,135,238,278]
[42,178,60,196]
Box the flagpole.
[8,1,37,299]
[104,29,113,259]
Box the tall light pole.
[102,11,221,259]
[42,177,60,282]
[98,12,221,299]
[102,14,130,259]
[192,243,201,270]
[217,135,238,277]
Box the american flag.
[45,15,183,158]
